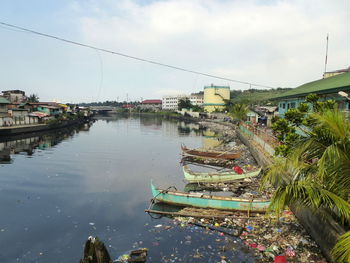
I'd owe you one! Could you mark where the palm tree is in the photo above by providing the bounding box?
[261,109,350,262]
[228,104,249,121]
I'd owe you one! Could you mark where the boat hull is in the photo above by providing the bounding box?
[181,145,240,160]
[183,166,261,183]
[151,183,270,212]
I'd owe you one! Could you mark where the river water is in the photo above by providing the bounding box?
[0,115,256,263]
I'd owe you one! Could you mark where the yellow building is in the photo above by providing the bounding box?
[323,66,350,78]
[203,85,230,112]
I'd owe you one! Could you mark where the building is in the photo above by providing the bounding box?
[140,99,162,111]
[274,72,350,116]
[323,66,350,79]
[189,93,204,106]
[162,95,187,110]
[0,96,10,117]
[2,90,26,103]
[203,84,230,113]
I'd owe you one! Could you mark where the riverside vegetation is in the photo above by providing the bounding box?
[261,94,350,262]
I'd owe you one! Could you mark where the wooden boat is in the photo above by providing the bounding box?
[183,165,261,183]
[181,145,240,160]
[151,182,270,212]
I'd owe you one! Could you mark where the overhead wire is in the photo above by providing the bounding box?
[0,21,275,89]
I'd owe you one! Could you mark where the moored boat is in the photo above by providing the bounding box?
[181,145,240,160]
[183,165,261,183]
[151,182,270,212]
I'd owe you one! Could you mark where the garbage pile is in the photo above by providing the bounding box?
[164,209,327,263]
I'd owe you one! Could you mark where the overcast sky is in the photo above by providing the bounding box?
[0,0,349,103]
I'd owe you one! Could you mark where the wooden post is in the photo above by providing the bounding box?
[79,236,112,263]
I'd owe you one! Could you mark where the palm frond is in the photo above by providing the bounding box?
[331,231,350,263]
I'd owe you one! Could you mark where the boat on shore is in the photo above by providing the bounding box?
[181,145,240,160]
[183,165,261,183]
[151,182,270,212]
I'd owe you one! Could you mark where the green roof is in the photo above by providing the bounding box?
[272,72,350,100]
[0,97,10,104]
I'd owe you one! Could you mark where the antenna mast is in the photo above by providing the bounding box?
[324,33,329,74]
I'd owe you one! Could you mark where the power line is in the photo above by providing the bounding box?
[0,21,275,89]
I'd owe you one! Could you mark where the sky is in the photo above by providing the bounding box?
[0,0,349,103]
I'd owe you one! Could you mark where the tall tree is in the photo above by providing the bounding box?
[27,94,39,103]
[178,98,193,110]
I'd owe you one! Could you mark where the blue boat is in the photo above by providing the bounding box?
[151,182,270,212]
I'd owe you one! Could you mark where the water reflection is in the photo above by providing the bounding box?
[0,123,92,164]
[0,116,255,263]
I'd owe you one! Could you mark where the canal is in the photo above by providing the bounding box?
[0,115,256,263]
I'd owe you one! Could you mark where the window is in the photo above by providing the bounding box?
[290,102,296,108]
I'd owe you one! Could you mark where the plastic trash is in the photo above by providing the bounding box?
[274,255,287,263]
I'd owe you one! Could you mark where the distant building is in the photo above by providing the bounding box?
[189,93,204,106]
[140,99,162,111]
[0,96,10,117]
[203,84,230,113]
[122,104,135,109]
[323,66,350,79]
[2,90,26,104]
[274,72,350,116]
[162,95,187,110]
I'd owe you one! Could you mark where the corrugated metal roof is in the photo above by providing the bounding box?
[142,99,162,104]
[272,72,350,100]
[0,96,10,104]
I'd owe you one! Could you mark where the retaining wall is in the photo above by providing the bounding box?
[236,128,346,262]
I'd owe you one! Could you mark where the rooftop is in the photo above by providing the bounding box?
[325,66,350,74]
[142,99,162,104]
[0,97,10,104]
[272,72,350,100]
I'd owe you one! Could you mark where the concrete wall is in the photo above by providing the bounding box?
[0,116,39,127]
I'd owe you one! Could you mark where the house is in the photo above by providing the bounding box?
[0,96,10,117]
[19,102,62,116]
[140,99,162,111]
[273,72,350,116]
[122,104,135,109]
[2,90,26,103]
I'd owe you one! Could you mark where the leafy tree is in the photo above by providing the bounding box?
[27,94,39,103]
[178,98,193,110]
[191,105,203,112]
[272,94,335,156]
[228,104,249,121]
[262,100,350,262]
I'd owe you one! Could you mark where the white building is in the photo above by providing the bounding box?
[162,95,187,110]
[162,94,203,110]
[189,93,204,106]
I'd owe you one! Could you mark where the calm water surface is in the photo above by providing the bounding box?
[0,116,255,263]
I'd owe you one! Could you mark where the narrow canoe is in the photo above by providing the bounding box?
[181,145,240,160]
[183,165,261,183]
[151,183,270,212]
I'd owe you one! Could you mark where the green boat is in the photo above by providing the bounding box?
[183,165,261,183]
[151,182,270,212]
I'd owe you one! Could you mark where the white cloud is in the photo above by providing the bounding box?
[70,0,350,97]
[4,0,348,102]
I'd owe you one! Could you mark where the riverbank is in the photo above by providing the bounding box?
[0,117,88,137]
[193,120,328,263]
